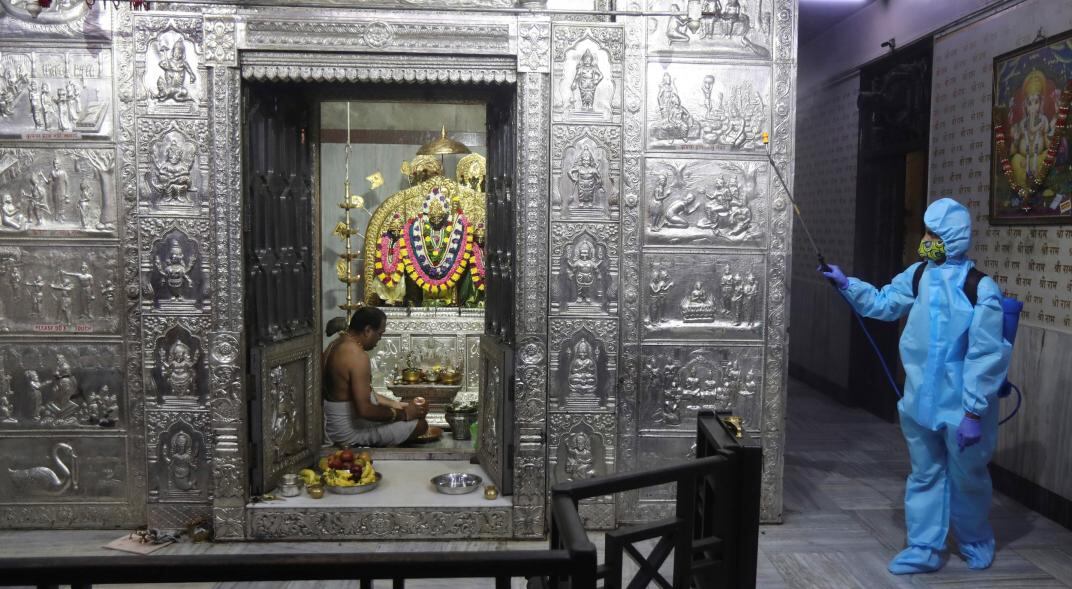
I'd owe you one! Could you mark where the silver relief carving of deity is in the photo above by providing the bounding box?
[0,342,123,429]
[552,125,621,220]
[639,345,762,433]
[549,318,617,411]
[138,119,204,211]
[647,62,771,153]
[645,0,772,58]
[0,47,112,140]
[644,157,768,249]
[137,19,204,115]
[155,418,208,500]
[268,363,303,465]
[0,245,119,334]
[641,253,763,340]
[0,147,117,234]
[552,25,623,124]
[550,223,619,316]
[548,414,615,487]
[145,228,207,312]
[150,324,208,406]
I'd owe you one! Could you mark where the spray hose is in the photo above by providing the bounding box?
[759,132,1020,426]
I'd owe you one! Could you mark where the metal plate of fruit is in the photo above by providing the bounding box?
[326,471,382,495]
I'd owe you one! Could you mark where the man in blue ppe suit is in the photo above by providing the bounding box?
[821,198,1011,574]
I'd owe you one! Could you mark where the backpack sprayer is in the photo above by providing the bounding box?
[759,133,1022,424]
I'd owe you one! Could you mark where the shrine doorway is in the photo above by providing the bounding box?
[242,80,519,505]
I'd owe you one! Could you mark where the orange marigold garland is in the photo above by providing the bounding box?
[373,235,405,287]
[467,240,485,292]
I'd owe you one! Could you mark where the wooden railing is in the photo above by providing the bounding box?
[0,412,757,589]
[542,410,761,589]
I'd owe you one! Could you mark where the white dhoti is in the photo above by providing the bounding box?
[323,399,417,448]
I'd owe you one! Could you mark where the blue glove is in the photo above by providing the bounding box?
[819,264,849,290]
[956,415,982,452]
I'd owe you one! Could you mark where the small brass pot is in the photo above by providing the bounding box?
[307,484,325,499]
[401,368,423,384]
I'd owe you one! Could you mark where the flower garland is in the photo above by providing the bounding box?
[402,213,471,293]
[994,80,1072,201]
[373,235,405,287]
[468,240,486,291]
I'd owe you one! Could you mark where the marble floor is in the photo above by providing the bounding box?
[2,379,1071,588]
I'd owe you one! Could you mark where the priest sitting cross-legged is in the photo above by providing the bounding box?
[322,307,441,447]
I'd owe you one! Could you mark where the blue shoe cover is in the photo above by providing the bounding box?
[959,538,995,570]
[888,546,942,575]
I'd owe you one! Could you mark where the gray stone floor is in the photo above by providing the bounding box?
[1,379,1070,588]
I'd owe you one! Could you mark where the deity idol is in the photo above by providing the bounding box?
[681,280,716,323]
[370,212,407,306]
[566,240,605,305]
[148,138,194,204]
[159,339,200,399]
[154,42,197,103]
[570,49,604,112]
[567,147,605,209]
[566,338,598,400]
[459,222,486,307]
[163,430,198,491]
[1009,69,1058,193]
[400,187,472,305]
[155,239,196,303]
[361,149,485,308]
[564,432,598,481]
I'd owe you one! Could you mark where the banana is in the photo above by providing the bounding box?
[298,469,318,486]
[359,464,377,485]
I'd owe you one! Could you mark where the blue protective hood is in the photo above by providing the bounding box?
[924,198,972,260]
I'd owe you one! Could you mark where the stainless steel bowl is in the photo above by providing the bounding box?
[431,472,482,495]
[326,472,382,495]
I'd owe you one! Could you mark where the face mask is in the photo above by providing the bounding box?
[918,236,946,264]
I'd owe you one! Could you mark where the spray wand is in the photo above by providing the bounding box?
[760,132,904,399]
[760,133,1021,424]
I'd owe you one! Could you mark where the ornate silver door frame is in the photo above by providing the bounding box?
[200,10,551,540]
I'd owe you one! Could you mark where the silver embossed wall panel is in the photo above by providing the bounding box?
[549,317,618,411]
[547,20,623,532]
[639,344,763,433]
[646,61,772,154]
[0,45,114,140]
[133,15,206,118]
[551,125,621,221]
[0,146,118,235]
[134,9,214,531]
[550,222,620,316]
[640,252,765,341]
[0,244,120,334]
[0,1,145,530]
[630,0,795,525]
[0,0,795,533]
[551,24,623,124]
[643,157,769,249]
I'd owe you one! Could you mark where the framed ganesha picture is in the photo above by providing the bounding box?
[991,28,1072,224]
